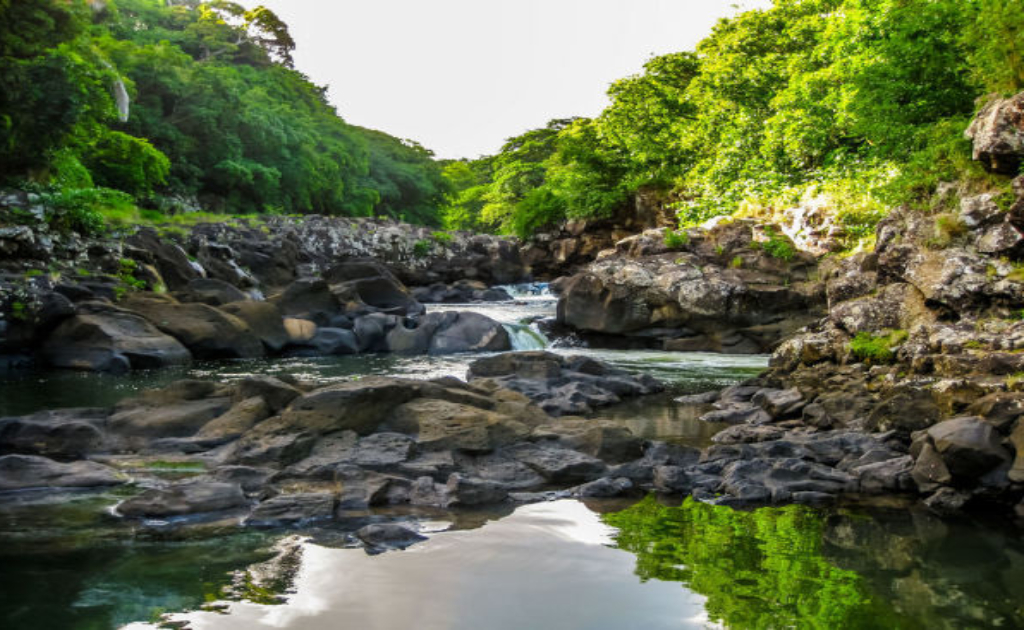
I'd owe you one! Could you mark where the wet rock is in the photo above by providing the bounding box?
[247,493,336,526]
[428,311,510,355]
[274,280,343,326]
[117,481,248,518]
[123,294,264,359]
[175,278,248,306]
[0,454,122,491]
[924,487,972,516]
[504,443,607,483]
[233,376,302,414]
[699,405,772,426]
[355,523,426,552]
[41,302,191,372]
[277,377,421,436]
[653,466,692,493]
[574,476,634,498]
[220,301,289,352]
[291,327,359,356]
[323,260,424,316]
[388,399,529,453]
[0,409,107,459]
[711,424,786,444]
[444,473,509,507]
[196,397,271,441]
[854,455,914,494]
[531,418,643,463]
[213,465,274,494]
[110,393,233,439]
[926,416,1011,479]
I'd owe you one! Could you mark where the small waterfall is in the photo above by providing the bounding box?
[112,78,130,122]
[498,283,552,300]
[503,322,549,351]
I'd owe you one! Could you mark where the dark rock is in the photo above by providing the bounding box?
[504,443,607,483]
[234,376,303,414]
[248,493,336,526]
[41,302,191,372]
[117,481,248,518]
[653,466,692,493]
[355,522,426,552]
[175,278,248,306]
[444,473,509,506]
[123,294,264,359]
[0,409,107,459]
[220,301,289,352]
[574,476,634,498]
[927,416,1011,479]
[428,311,510,354]
[924,487,972,515]
[0,454,122,491]
[699,405,772,425]
[275,280,343,326]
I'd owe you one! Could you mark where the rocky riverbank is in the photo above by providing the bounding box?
[0,352,668,541]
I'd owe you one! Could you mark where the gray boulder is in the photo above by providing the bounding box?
[0,454,122,491]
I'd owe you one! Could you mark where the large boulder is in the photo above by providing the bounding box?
[117,481,248,518]
[273,280,343,326]
[0,454,122,491]
[174,278,248,306]
[925,416,1011,479]
[428,311,510,354]
[125,228,202,291]
[41,302,191,373]
[966,91,1024,174]
[123,293,264,359]
[0,408,108,459]
[220,300,289,352]
[323,260,424,316]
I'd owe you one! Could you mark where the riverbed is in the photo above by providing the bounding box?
[2,292,1023,629]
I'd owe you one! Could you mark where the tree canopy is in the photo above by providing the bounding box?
[0,0,447,224]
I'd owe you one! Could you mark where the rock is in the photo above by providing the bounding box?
[977,222,1024,256]
[653,466,692,493]
[110,395,233,439]
[428,311,510,354]
[283,318,317,343]
[504,443,607,483]
[293,327,359,356]
[711,424,786,444]
[117,481,248,518]
[125,228,202,290]
[1008,421,1024,483]
[196,397,271,441]
[175,278,248,306]
[965,91,1024,174]
[924,487,972,515]
[41,302,191,372]
[0,454,122,491]
[277,377,421,436]
[388,399,529,453]
[965,393,1024,432]
[123,294,265,359]
[444,473,509,506]
[532,418,643,463]
[274,280,343,326]
[0,409,107,459]
[960,193,1004,228]
[854,455,914,494]
[926,416,1011,479]
[247,493,336,525]
[220,301,289,352]
[699,405,772,426]
[385,312,448,354]
[213,465,274,494]
[234,376,302,414]
[347,432,416,469]
[574,476,634,498]
[323,260,424,316]
[355,523,426,552]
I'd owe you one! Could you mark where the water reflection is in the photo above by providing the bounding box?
[605,497,1024,629]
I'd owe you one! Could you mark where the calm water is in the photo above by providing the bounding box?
[3,496,1022,630]
[4,294,1022,628]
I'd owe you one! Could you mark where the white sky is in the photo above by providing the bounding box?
[238,0,772,159]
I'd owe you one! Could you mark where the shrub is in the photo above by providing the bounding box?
[664,229,690,249]
[431,230,454,245]
[849,330,909,364]
[760,226,796,261]
[412,239,432,257]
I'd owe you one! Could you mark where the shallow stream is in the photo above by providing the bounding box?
[2,290,1023,628]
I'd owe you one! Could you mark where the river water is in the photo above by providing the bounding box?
[2,289,1024,629]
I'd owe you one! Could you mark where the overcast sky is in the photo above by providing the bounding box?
[237,0,771,159]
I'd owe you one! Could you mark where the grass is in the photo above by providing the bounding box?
[849,329,909,364]
[664,229,690,249]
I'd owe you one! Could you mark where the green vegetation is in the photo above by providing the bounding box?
[758,226,796,261]
[662,229,689,249]
[412,239,432,257]
[849,329,909,363]
[442,0,1022,242]
[0,0,447,227]
[604,496,903,629]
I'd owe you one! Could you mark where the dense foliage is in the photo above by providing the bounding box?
[444,0,1023,239]
[0,0,446,224]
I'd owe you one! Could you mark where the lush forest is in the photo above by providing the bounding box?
[442,0,1023,240]
[3,0,1021,238]
[0,0,447,226]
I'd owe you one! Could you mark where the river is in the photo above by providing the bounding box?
[1,289,1023,629]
